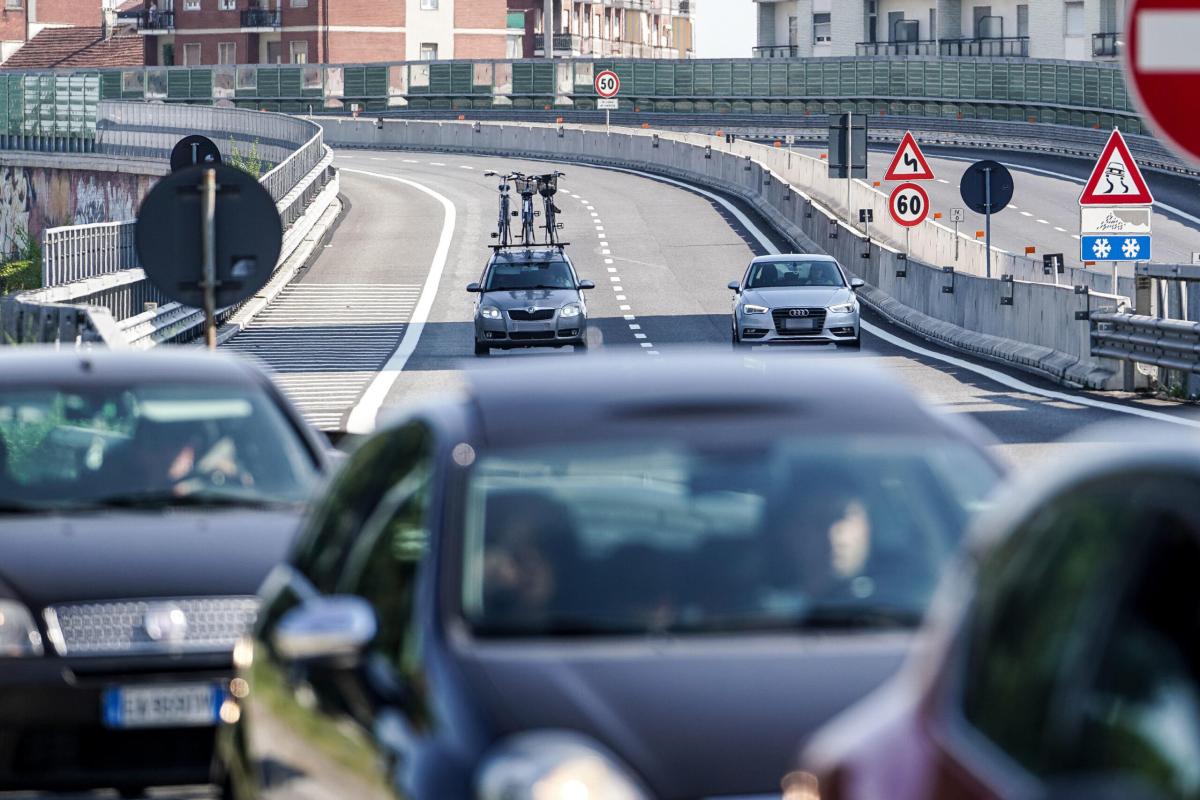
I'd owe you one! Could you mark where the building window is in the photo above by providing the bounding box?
[218,0,234,8]
[183,0,199,9]
[4,0,21,10]
[290,0,307,7]
[218,42,235,64]
[813,12,831,44]
[161,43,175,66]
[182,42,201,65]
[289,40,308,63]
[420,0,438,8]
[787,16,798,47]
[1065,1,1084,36]
[420,42,438,60]
[505,35,523,59]
[1017,4,1029,37]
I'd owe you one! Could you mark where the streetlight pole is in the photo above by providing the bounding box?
[544,0,555,59]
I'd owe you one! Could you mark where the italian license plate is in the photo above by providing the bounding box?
[514,322,551,332]
[102,683,223,729]
[784,318,818,331]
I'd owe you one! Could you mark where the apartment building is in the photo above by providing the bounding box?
[754,0,1127,62]
[514,0,694,59]
[135,0,519,66]
[0,0,116,62]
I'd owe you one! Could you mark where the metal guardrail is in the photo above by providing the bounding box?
[42,221,137,287]
[1091,313,1200,374]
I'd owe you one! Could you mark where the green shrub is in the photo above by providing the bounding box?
[228,138,269,179]
[0,226,41,294]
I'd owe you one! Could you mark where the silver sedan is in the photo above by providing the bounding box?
[729,255,864,349]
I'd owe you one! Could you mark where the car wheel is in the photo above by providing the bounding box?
[474,341,490,356]
[836,337,861,350]
[575,340,589,354]
[117,788,146,800]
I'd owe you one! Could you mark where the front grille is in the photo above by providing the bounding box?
[510,331,556,341]
[772,308,827,336]
[508,308,556,321]
[44,596,259,656]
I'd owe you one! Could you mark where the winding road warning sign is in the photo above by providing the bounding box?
[884,132,936,182]
[1079,129,1154,206]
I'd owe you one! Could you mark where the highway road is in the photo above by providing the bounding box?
[222,147,1200,472]
[794,144,1200,274]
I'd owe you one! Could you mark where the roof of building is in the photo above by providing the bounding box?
[1,27,144,70]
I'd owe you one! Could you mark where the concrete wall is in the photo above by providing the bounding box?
[316,117,1128,387]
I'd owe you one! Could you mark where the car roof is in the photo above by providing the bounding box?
[0,347,269,387]
[462,353,990,453]
[488,247,572,266]
[749,254,837,264]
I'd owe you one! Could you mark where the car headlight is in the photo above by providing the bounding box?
[0,600,44,657]
[828,302,857,314]
[742,304,769,315]
[559,303,582,319]
[477,731,650,800]
[479,305,503,320]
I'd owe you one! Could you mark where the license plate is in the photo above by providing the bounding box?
[102,683,224,729]
[783,318,818,331]
[514,322,551,332]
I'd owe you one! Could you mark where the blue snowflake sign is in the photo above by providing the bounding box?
[1080,235,1151,263]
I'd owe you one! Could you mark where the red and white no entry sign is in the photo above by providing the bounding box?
[595,70,620,99]
[1127,0,1200,167]
[889,183,930,227]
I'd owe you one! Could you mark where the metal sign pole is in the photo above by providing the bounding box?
[983,166,993,279]
[954,219,960,261]
[606,108,610,135]
[845,113,853,225]
[1113,261,1119,295]
[200,167,218,350]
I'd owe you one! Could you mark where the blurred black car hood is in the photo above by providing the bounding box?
[459,633,910,799]
[0,509,301,608]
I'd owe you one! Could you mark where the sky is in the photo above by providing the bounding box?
[694,0,757,59]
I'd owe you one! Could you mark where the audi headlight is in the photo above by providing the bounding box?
[0,600,43,657]
[479,305,503,320]
[742,304,769,315]
[559,303,582,319]
[477,731,651,800]
[828,302,857,314]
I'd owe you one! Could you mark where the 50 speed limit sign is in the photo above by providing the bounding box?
[595,69,620,98]
[889,182,930,227]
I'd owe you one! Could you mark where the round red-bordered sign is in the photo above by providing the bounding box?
[595,70,620,99]
[889,182,930,228]
[1126,0,1200,168]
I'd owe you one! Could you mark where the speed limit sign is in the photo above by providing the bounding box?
[889,182,929,228]
[595,69,620,99]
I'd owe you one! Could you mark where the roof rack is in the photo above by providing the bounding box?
[488,242,571,251]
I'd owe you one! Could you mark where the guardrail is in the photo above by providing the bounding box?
[1090,312,1200,381]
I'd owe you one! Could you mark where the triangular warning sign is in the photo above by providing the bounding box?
[1079,129,1154,206]
[883,132,935,181]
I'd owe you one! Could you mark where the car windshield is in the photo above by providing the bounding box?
[485,260,575,291]
[0,383,319,513]
[745,260,845,289]
[461,438,998,636]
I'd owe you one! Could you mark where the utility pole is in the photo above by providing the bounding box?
[544,0,555,59]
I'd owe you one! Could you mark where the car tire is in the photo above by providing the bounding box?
[474,341,490,356]
[836,337,861,350]
[575,340,589,354]
[732,330,751,350]
[117,788,146,800]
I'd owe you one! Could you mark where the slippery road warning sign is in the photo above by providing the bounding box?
[1079,129,1155,206]
[883,132,935,182]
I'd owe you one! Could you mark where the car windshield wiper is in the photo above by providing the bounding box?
[473,615,650,637]
[88,491,299,511]
[793,605,924,630]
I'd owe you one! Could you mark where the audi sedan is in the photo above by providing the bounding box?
[220,354,1002,800]
[0,349,327,796]
[729,255,864,349]
[469,246,595,355]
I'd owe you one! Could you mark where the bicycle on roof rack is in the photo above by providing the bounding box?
[537,171,566,244]
[483,170,514,246]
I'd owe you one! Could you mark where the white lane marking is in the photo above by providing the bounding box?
[1037,219,1049,225]
[616,294,627,301]
[936,179,949,184]
[429,162,446,166]
[1072,234,1082,240]
[613,285,624,291]
[602,249,612,255]
[606,164,1200,430]
[1054,226,1067,233]
[623,314,635,319]
[640,343,653,348]
[596,226,605,231]
[604,258,614,264]
[648,350,661,356]
[1008,204,1019,210]
[1020,211,1034,217]
[620,306,632,312]
[630,324,642,330]
[610,276,621,282]
[459,165,474,170]
[342,168,456,434]
[371,157,385,161]
[590,212,599,217]
[607,267,618,273]
[403,159,418,163]
[634,333,647,339]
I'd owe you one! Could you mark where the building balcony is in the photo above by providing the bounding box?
[1092,32,1121,58]
[241,8,282,29]
[939,36,1029,57]
[135,10,175,33]
[753,45,798,58]
[533,33,582,56]
[856,40,938,56]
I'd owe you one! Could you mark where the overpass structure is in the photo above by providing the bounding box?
[1,56,1199,465]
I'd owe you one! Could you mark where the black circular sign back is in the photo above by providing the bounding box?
[135,164,282,309]
[170,135,223,173]
[959,160,1014,215]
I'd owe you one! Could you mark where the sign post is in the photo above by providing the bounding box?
[595,69,620,134]
[1078,129,1155,293]
[951,208,965,262]
[884,132,935,259]
[828,113,868,225]
[959,160,1014,279]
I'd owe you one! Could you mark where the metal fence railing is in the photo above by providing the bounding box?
[42,221,137,286]
[1090,313,1200,375]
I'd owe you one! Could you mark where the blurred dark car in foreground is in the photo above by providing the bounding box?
[802,445,1200,800]
[221,355,1001,800]
[0,350,327,796]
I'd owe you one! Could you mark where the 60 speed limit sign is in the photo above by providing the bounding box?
[889,182,930,227]
[595,69,620,98]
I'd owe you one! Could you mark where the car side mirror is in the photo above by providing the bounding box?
[850,278,865,290]
[577,280,595,290]
[727,281,741,292]
[466,282,482,293]
[273,596,377,666]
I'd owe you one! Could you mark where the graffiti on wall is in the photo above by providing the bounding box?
[0,165,153,258]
